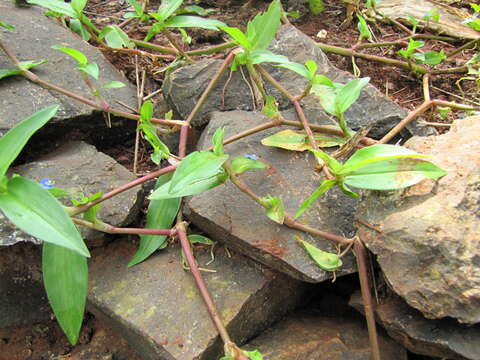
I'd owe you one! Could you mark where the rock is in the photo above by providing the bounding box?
[350,291,480,360]
[0,141,141,246]
[0,0,137,135]
[356,116,480,324]
[244,310,408,360]
[163,24,429,140]
[88,240,305,360]
[185,111,358,283]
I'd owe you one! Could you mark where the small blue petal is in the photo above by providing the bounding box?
[39,178,55,189]
[243,154,259,161]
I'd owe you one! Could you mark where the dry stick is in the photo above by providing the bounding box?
[380,99,480,143]
[228,172,352,246]
[72,218,175,236]
[163,30,193,62]
[69,165,177,216]
[354,239,381,360]
[423,74,431,102]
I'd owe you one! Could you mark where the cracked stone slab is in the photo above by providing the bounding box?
[185,111,357,283]
[88,240,305,360]
[244,311,408,360]
[0,141,141,246]
[0,0,137,135]
[350,292,480,360]
[163,24,430,140]
[356,116,480,324]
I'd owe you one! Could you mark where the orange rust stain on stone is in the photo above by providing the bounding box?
[251,238,287,258]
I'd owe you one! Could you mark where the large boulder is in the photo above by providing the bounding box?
[356,116,480,323]
[350,291,480,360]
[185,111,358,283]
[0,0,137,135]
[88,240,305,360]
[163,24,429,140]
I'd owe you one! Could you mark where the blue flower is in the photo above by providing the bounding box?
[39,178,55,189]
[243,154,259,161]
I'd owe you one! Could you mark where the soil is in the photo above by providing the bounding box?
[3,0,479,359]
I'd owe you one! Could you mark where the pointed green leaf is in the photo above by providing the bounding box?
[42,243,87,345]
[247,0,281,50]
[188,234,214,245]
[138,101,170,164]
[261,95,280,119]
[275,61,311,79]
[334,77,370,115]
[212,127,225,156]
[262,130,309,151]
[220,26,252,50]
[297,238,342,271]
[310,149,343,174]
[99,25,134,49]
[149,172,227,199]
[27,0,77,17]
[0,105,58,179]
[101,81,126,89]
[69,19,91,41]
[0,21,15,30]
[311,83,337,116]
[156,0,183,22]
[230,156,268,174]
[338,182,359,198]
[0,60,48,80]
[128,173,180,267]
[261,195,285,224]
[309,0,325,14]
[51,45,87,65]
[165,15,225,30]
[244,350,264,360]
[250,49,289,65]
[357,14,372,40]
[127,0,143,16]
[0,176,89,257]
[169,151,228,194]
[295,179,336,218]
[70,0,87,16]
[77,62,99,80]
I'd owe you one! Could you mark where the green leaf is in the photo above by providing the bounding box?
[261,130,346,152]
[69,19,91,41]
[128,173,180,267]
[27,0,77,18]
[230,156,268,174]
[179,5,214,16]
[309,0,325,14]
[70,0,87,16]
[0,21,15,30]
[297,238,342,271]
[0,60,48,80]
[156,0,183,22]
[77,62,99,80]
[250,49,289,65]
[42,243,87,345]
[261,195,285,224]
[340,144,447,190]
[138,101,170,164]
[188,234,214,245]
[334,77,370,116]
[127,0,143,16]
[220,26,252,50]
[98,25,134,49]
[165,15,225,30]
[412,50,445,65]
[310,149,343,174]
[275,61,311,79]
[357,14,372,40]
[0,105,58,179]
[0,176,89,257]
[144,21,166,41]
[169,151,229,194]
[247,0,281,50]
[407,15,419,32]
[101,81,126,89]
[179,28,192,44]
[81,192,103,223]
[212,127,225,156]
[295,179,336,218]
[51,45,87,65]
[397,39,424,59]
[311,83,338,116]
[261,95,280,118]
[338,182,359,198]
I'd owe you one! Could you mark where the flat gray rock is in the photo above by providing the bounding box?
[244,311,408,360]
[185,111,357,283]
[88,240,304,360]
[0,141,141,246]
[0,0,137,135]
[350,292,480,360]
[163,24,429,140]
[357,116,480,324]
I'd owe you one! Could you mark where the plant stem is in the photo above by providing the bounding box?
[228,172,352,245]
[354,238,381,360]
[132,39,178,55]
[446,39,479,59]
[69,165,177,216]
[163,30,193,62]
[255,65,295,102]
[186,41,236,56]
[185,52,235,125]
[72,218,175,236]
[175,221,233,346]
[178,125,189,158]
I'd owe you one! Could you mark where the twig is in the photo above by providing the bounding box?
[72,218,175,236]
